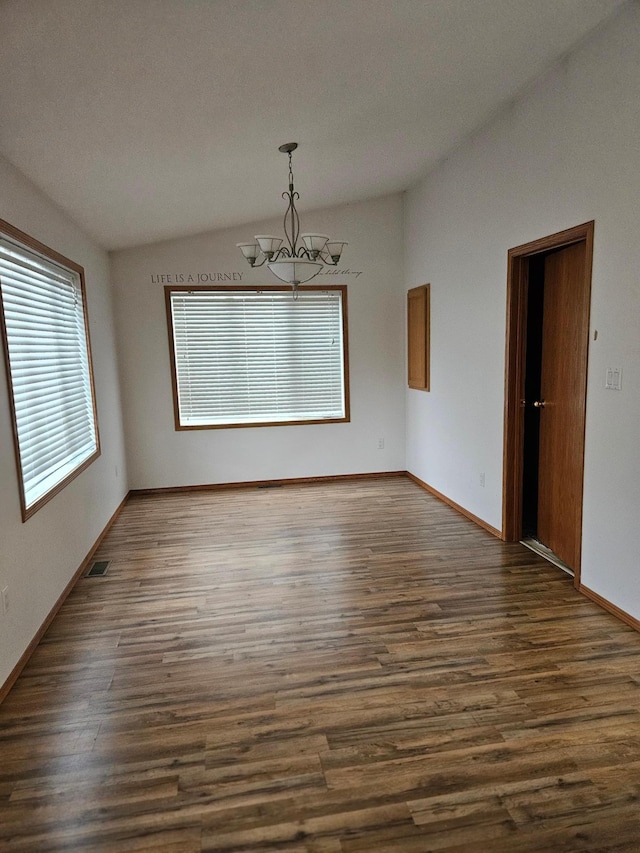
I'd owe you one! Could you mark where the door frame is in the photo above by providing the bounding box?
[502,221,594,586]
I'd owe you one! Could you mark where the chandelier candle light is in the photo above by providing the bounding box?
[236,143,348,297]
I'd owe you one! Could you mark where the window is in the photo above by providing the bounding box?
[407,283,430,391]
[165,285,349,429]
[0,219,100,520]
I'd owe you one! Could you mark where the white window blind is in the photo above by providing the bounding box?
[0,234,99,516]
[168,288,347,427]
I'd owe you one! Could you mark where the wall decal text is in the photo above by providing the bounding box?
[317,268,363,278]
[150,272,244,284]
[149,267,363,284]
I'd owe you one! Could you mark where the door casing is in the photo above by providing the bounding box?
[502,221,594,587]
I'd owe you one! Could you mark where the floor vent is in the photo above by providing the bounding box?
[258,482,283,489]
[86,560,110,577]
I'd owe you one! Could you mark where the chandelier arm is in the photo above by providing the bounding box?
[318,251,339,265]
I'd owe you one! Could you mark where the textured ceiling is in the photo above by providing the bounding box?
[0,0,626,249]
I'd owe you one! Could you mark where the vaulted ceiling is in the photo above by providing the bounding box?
[0,0,626,249]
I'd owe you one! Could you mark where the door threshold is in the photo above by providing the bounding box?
[520,537,575,577]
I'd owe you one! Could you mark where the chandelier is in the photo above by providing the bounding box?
[237,143,348,296]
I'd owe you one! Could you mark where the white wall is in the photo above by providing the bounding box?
[111,193,405,489]
[404,3,640,616]
[0,156,128,686]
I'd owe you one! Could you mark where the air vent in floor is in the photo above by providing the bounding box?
[86,560,110,577]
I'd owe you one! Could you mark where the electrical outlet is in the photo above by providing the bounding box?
[1,586,8,615]
[479,472,485,488]
[377,437,385,450]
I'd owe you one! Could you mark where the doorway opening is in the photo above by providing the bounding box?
[502,222,594,587]
[521,253,544,540]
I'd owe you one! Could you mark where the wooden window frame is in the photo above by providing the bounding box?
[0,218,101,521]
[164,284,351,430]
[407,283,430,391]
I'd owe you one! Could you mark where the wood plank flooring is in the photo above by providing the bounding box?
[1,476,640,851]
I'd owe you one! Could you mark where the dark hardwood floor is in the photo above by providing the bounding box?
[1,476,640,851]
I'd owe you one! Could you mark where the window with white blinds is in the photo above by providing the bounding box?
[166,286,349,428]
[0,224,100,520]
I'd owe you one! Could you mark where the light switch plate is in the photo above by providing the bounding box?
[605,367,622,390]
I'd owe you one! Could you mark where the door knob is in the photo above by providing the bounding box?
[533,400,546,408]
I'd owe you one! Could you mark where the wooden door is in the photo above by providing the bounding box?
[536,242,589,570]
[503,221,593,585]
